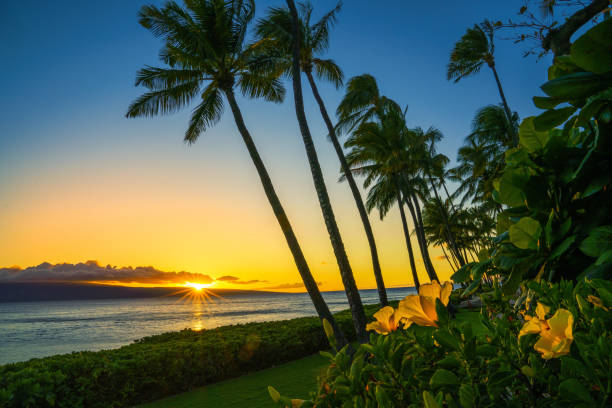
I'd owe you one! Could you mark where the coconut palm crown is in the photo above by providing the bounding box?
[253,1,344,88]
[126,0,283,141]
[447,20,517,145]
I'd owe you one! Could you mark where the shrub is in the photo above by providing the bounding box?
[271,280,611,407]
[0,304,381,408]
[452,18,612,297]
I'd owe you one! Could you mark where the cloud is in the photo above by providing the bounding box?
[0,261,213,286]
[214,275,267,285]
[263,282,322,290]
[230,279,268,285]
[216,275,239,282]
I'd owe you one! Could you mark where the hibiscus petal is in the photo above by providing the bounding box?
[398,295,436,327]
[519,319,543,338]
[420,297,438,324]
[535,302,550,321]
[534,334,556,359]
[440,281,453,306]
[547,309,573,340]
[366,321,389,335]
[419,280,441,301]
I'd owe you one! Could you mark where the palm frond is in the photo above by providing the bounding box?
[135,66,205,90]
[126,80,201,118]
[184,84,224,143]
[312,58,343,88]
[238,72,285,102]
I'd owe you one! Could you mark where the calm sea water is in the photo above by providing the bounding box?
[0,287,415,365]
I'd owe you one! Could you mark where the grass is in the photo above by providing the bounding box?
[137,353,327,408]
[137,310,484,408]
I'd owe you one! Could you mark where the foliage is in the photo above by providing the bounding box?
[271,280,612,407]
[452,18,612,294]
[0,305,383,408]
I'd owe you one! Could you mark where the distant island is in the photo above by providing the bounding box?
[0,283,279,303]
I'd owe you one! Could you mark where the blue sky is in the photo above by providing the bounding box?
[0,0,553,289]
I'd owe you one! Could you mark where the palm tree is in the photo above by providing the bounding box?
[344,109,425,290]
[447,20,517,145]
[410,127,466,267]
[254,1,388,306]
[336,77,439,280]
[451,105,518,210]
[336,74,401,135]
[285,0,367,343]
[126,0,347,348]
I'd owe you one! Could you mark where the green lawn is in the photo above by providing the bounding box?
[137,353,327,408]
[137,310,483,408]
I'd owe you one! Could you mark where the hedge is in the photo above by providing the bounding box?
[0,303,382,408]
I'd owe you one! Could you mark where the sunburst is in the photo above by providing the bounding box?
[166,281,222,305]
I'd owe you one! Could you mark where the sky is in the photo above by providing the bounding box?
[0,0,552,292]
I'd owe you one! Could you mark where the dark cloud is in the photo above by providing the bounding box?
[230,279,268,285]
[263,282,322,290]
[216,275,239,282]
[214,275,266,285]
[0,261,213,286]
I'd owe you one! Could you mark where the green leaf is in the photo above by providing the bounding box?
[487,371,516,390]
[429,369,459,388]
[509,217,542,250]
[520,365,535,378]
[541,71,612,100]
[496,211,512,234]
[502,268,524,296]
[436,355,463,369]
[533,107,577,131]
[561,357,590,380]
[547,55,582,80]
[579,226,612,257]
[570,18,612,74]
[497,168,531,207]
[475,344,498,357]
[268,386,281,402]
[583,175,610,198]
[423,391,441,408]
[458,384,475,408]
[595,249,612,266]
[434,331,461,352]
[558,379,594,403]
[533,96,562,110]
[375,385,392,407]
[549,235,576,259]
[519,117,550,152]
[451,264,472,283]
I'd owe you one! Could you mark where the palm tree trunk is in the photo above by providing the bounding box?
[396,190,420,291]
[441,179,456,212]
[407,204,434,281]
[224,87,347,349]
[409,193,439,282]
[428,177,466,267]
[440,244,457,272]
[490,64,517,146]
[286,0,367,343]
[305,70,388,307]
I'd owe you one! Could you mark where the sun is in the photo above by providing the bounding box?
[185,281,214,291]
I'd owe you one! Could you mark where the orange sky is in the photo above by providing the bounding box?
[0,143,453,292]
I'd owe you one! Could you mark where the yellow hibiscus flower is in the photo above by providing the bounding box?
[519,304,574,359]
[518,302,550,338]
[397,281,453,328]
[365,306,404,334]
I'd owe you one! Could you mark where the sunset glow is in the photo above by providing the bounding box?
[185,282,214,291]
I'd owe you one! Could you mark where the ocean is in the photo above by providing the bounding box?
[0,287,415,365]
